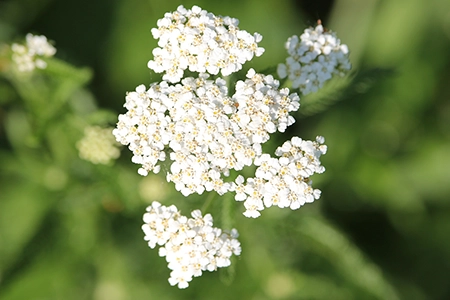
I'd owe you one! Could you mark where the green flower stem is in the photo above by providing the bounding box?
[201,191,216,214]
[221,192,233,230]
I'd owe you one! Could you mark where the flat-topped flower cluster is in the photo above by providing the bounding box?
[237,136,327,218]
[3,4,350,291]
[111,4,350,288]
[113,5,337,218]
[142,202,241,289]
[148,5,264,83]
[113,69,299,197]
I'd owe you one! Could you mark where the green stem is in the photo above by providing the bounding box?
[201,192,215,214]
[221,193,233,230]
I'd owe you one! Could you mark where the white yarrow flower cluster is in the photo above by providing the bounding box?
[234,136,327,218]
[77,126,121,164]
[142,201,241,289]
[113,69,300,196]
[277,24,351,95]
[114,5,302,198]
[148,5,264,83]
[11,33,56,72]
[116,7,333,283]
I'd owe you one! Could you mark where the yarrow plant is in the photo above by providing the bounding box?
[111,5,351,288]
[1,5,434,300]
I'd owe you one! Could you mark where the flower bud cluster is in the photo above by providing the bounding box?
[76,126,121,165]
[148,5,264,83]
[11,33,56,72]
[234,136,327,218]
[277,24,351,95]
[142,201,241,289]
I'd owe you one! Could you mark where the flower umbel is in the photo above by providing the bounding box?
[112,69,300,196]
[142,201,241,289]
[148,5,264,83]
[112,5,336,289]
[235,136,327,218]
[277,23,351,95]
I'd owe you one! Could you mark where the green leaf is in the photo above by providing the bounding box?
[296,215,401,300]
[44,58,92,85]
[0,251,92,300]
[0,176,55,273]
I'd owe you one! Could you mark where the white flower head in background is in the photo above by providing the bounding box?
[148,5,265,83]
[277,21,351,95]
[11,33,56,72]
[142,201,241,289]
[77,126,121,165]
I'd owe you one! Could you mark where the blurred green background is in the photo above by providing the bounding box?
[1,0,450,299]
